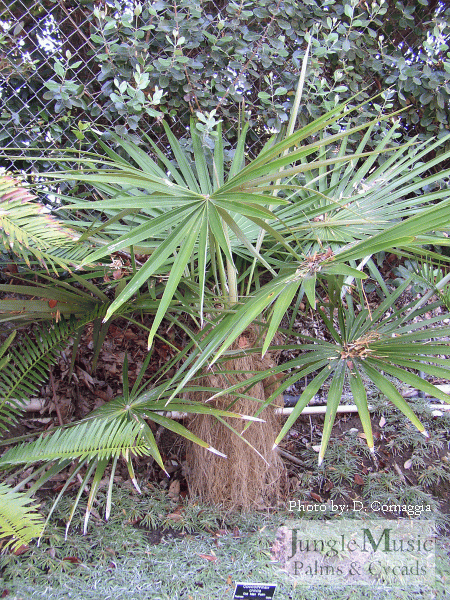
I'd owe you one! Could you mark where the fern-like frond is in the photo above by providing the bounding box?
[0,416,151,537]
[0,483,43,550]
[0,175,78,272]
[0,331,15,371]
[0,418,148,465]
[0,305,107,429]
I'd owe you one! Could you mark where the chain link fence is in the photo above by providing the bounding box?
[0,0,179,169]
[1,1,449,174]
[0,0,304,172]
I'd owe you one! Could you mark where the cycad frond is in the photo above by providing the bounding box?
[0,306,107,429]
[0,418,147,465]
[0,483,44,550]
[0,175,78,272]
[0,331,15,371]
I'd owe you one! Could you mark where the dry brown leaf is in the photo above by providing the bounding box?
[198,553,217,563]
[310,492,323,502]
[63,556,80,564]
[354,474,364,485]
[168,479,180,500]
[166,512,183,522]
[166,504,184,522]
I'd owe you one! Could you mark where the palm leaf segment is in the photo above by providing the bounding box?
[0,175,78,271]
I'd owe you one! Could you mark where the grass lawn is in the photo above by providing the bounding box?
[1,482,449,600]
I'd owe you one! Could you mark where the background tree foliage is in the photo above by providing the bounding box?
[1,0,450,162]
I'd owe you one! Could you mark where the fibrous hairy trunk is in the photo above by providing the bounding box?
[185,326,286,509]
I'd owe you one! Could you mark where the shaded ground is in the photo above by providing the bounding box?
[1,478,449,600]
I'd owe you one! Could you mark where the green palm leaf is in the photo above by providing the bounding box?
[0,352,265,534]
[268,285,450,461]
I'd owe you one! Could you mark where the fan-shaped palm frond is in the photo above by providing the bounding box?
[269,278,450,464]
[0,175,79,272]
[14,97,417,347]
[273,127,450,255]
[0,483,44,550]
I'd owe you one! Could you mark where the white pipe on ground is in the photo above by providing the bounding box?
[157,403,450,420]
[277,403,450,416]
[21,385,450,418]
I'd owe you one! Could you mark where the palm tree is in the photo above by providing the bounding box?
[2,82,450,518]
